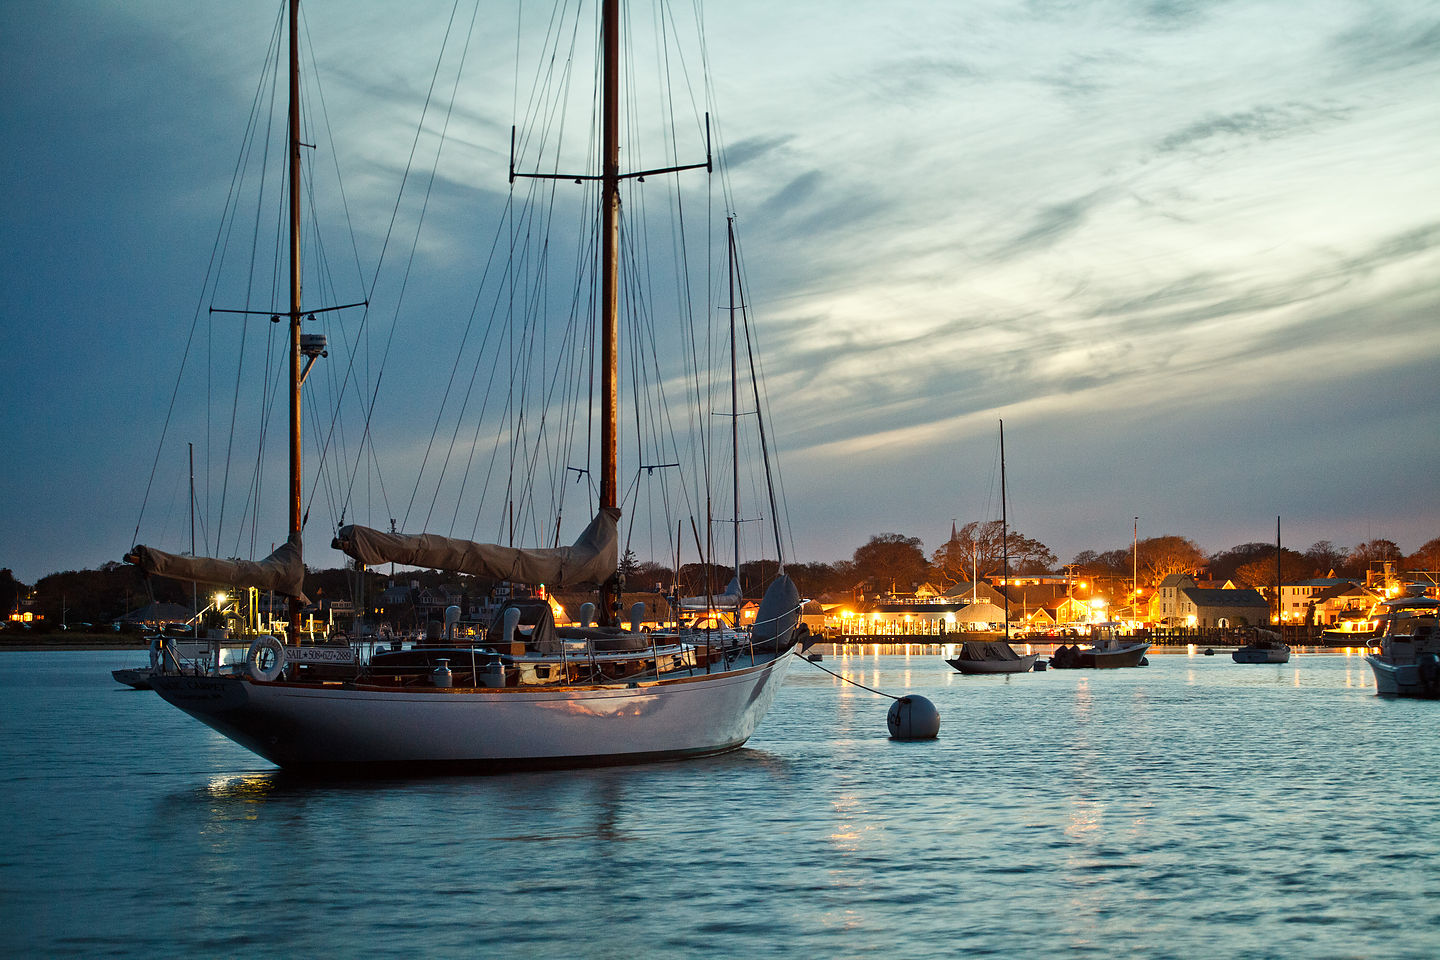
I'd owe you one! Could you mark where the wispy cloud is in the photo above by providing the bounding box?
[1156,102,1347,155]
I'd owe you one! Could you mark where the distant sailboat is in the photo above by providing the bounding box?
[1233,517,1291,663]
[947,420,1036,675]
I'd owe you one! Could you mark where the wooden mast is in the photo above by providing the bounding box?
[287,0,304,642]
[1000,419,1009,642]
[599,0,621,624]
[728,218,740,588]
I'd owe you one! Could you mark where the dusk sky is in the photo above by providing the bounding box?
[2,0,1438,586]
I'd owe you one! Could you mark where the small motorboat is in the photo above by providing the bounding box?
[1232,628,1290,664]
[1049,624,1150,669]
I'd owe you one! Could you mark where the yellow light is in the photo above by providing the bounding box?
[215,592,227,605]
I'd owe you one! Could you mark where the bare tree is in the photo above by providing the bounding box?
[1137,535,1205,587]
[1304,540,1350,577]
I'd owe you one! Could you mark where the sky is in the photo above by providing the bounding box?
[2,0,1438,586]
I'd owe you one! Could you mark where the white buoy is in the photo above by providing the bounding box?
[887,695,940,740]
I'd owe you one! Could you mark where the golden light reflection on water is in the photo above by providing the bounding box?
[204,773,281,805]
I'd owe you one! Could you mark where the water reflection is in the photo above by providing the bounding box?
[15,650,1440,959]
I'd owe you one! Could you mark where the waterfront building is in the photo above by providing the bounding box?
[1278,578,1371,625]
[1176,586,1270,628]
[1150,573,1197,624]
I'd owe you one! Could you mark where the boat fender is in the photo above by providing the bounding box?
[246,635,286,682]
[149,637,162,670]
[887,695,940,740]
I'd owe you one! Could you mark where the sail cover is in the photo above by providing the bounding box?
[127,532,308,602]
[332,508,619,588]
[677,575,743,611]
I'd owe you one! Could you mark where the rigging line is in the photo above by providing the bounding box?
[337,0,465,523]
[447,204,521,537]
[293,14,385,534]
[431,204,513,538]
[232,317,286,560]
[395,0,484,534]
[730,224,791,560]
[728,218,793,561]
[299,5,371,298]
[130,0,275,550]
[204,10,287,551]
[737,248,784,568]
[219,36,285,556]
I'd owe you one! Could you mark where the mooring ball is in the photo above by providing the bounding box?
[887,695,940,740]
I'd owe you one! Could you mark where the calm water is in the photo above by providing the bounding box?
[2,649,1437,958]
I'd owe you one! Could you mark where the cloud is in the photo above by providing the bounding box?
[1156,102,1347,155]
[990,191,1110,259]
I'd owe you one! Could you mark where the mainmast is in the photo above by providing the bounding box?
[286,0,304,642]
[505,0,709,626]
[1000,419,1009,642]
[599,0,621,625]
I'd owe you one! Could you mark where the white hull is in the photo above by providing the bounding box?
[1366,655,1440,699]
[946,655,1037,675]
[150,652,794,773]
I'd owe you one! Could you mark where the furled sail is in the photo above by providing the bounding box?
[126,532,309,602]
[677,575,744,611]
[332,508,619,588]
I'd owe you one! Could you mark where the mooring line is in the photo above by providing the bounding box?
[796,651,900,700]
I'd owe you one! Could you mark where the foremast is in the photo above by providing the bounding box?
[286,0,304,641]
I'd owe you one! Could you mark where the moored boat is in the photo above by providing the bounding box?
[947,640,1037,674]
[1364,587,1440,698]
[132,0,803,773]
[944,420,1036,676]
[1049,624,1151,669]
[1232,628,1290,664]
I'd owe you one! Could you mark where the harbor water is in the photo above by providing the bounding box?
[2,649,1437,958]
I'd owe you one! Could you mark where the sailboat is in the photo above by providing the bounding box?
[946,420,1037,675]
[128,0,803,773]
[1232,517,1291,663]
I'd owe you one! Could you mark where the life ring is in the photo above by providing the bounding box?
[149,637,162,670]
[246,635,286,682]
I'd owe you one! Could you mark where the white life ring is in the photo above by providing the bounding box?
[246,635,286,682]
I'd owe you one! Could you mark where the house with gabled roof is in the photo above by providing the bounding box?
[1151,573,1196,624]
[1279,578,1366,625]
[1177,586,1270,628]
[941,580,1010,606]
